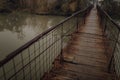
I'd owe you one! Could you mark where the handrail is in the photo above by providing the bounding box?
[97,5,120,31]
[97,5,120,80]
[0,5,93,68]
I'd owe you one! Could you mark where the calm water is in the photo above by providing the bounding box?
[0,12,65,61]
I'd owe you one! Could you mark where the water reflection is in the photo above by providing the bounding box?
[0,12,65,60]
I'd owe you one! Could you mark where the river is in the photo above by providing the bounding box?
[0,12,65,61]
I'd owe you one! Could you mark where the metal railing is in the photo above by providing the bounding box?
[0,5,93,80]
[97,5,120,80]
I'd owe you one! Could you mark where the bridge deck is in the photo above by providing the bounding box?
[44,7,113,80]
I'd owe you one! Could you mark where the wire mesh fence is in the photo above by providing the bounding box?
[97,5,120,80]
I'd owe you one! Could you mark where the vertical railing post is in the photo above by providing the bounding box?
[21,52,25,80]
[76,15,79,32]
[34,43,37,80]
[108,54,114,73]
[38,39,42,79]
[2,66,7,80]
[83,12,86,24]
[13,59,17,80]
[60,24,64,64]
[28,48,32,80]
[100,14,102,25]
[103,17,107,34]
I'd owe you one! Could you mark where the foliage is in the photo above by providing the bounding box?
[0,0,18,12]
[101,0,120,19]
[0,0,90,14]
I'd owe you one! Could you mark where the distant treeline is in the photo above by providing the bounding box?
[0,0,18,12]
[0,0,90,15]
[101,0,120,19]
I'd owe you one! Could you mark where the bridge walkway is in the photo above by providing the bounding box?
[43,7,113,80]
